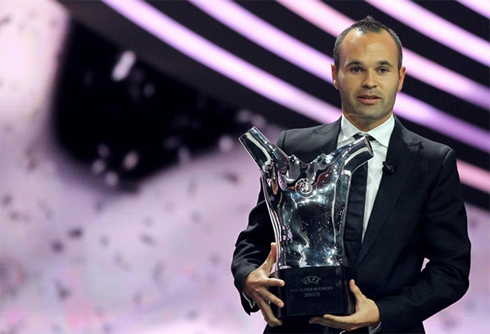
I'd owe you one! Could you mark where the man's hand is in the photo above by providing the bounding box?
[243,243,285,327]
[309,279,380,331]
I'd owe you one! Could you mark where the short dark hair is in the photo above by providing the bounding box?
[333,16,403,70]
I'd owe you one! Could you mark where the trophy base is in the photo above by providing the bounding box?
[270,266,355,321]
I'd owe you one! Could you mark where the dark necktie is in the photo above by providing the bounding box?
[344,134,373,267]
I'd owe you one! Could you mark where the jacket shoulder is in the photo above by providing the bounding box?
[397,121,454,162]
[277,122,339,161]
[409,131,453,160]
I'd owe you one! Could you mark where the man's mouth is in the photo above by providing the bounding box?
[357,95,381,104]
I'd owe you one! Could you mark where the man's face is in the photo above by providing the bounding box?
[331,29,406,131]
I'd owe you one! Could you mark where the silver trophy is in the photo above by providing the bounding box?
[240,126,373,320]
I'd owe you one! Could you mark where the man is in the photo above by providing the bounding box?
[231,16,471,333]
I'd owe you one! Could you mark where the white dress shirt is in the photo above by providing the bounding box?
[337,115,394,334]
[337,115,395,241]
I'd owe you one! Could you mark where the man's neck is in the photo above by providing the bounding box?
[343,113,393,132]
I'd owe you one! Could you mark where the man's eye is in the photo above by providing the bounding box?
[351,67,362,73]
[379,68,389,74]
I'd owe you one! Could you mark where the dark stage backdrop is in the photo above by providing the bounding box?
[56,0,489,209]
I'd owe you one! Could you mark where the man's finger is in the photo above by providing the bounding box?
[262,289,285,308]
[309,317,341,328]
[322,314,354,323]
[349,279,365,300]
[257,298,283,327]
[263,242,278,271]
[265,277,285,287]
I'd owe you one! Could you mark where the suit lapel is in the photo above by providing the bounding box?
[356,119,421,266]
[313,118,341,160]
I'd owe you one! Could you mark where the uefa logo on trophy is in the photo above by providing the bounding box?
[239,126,373,320]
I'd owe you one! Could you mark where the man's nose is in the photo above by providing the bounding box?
[362,71,377,88]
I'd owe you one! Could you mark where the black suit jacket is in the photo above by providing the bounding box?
[232,117,471,333]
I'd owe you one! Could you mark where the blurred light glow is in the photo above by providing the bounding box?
[112,51,137,81]
[456,0,490,19]
[163,136,182,151]
[395,94,490,153]
[191,0,490,151]
[218,135,234,152]
[101,0,490,190]
[105,171,119,186]
[457,160,490,194]
[367,0,490,67]
[143,82,155,97]
[190,0,331,81]
[102,0,342,124]
[123,151,139,170]
[97,143,111,158]
[91,159,106,175]
[277,0,490,111]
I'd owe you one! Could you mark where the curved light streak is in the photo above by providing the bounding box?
[456,0,490,20]
[277,0,490,111]
[191,0,489,152]
[190,0,331,82]
[366,0,490,67]
[101,0,489,192]
[101,0,341,124]
[394,94,489,153]
[457,160,490,194]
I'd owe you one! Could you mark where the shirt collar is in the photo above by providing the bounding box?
[338,114,395,148]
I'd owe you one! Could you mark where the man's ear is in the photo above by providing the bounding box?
[397,66,406,92]
[331,64,339,90]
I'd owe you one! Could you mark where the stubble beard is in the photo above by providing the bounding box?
[342,99,394,130]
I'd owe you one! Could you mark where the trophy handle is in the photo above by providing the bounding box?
[239,127,289,172]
